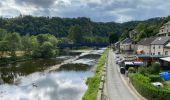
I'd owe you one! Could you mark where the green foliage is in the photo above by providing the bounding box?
[138,66,148,75]
[148,75,163,82]
[138,62,161,75]
[0,28,59,60]
[68,25,83,43]
[5,32,21,58]
[31,34,58,58]
[40,42,56,58]
[129,74,170,100]
[128,67,136,73]
[83,48,108,100]
[109,32,119,43]
[151,62,161,74]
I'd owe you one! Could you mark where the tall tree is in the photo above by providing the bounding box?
[5,32,21,58]
[68,25,83,43]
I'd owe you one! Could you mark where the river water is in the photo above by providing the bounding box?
[0,49,105,100]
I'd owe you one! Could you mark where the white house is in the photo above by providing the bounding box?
[137,37,156,55]
[157,21,170,36]
[120,38,134,51]
[164,42,170,56]
[151,36,170,55]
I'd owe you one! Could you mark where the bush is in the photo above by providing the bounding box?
[138,66,147,75]
[128,67,136,73]
[129,74,170,100]
[151,62,161,74]
[148,75,163,82]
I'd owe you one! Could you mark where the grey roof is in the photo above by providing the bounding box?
[151,36,170,45]
[121,38,132,44]
[138,37,156,46]
[165,42,170,48]
[115,41,120,45]
[165,21,170,25]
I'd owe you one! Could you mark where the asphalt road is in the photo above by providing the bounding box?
[106,49,136,100]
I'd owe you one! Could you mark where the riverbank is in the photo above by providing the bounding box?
[0,56,32,66]
[82,48,108,100]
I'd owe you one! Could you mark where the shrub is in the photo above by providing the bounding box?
[148,75,163,82]
[129,74,170,100]
[138,66,147,75]
[128,67,136,73]
[151,62,161,74]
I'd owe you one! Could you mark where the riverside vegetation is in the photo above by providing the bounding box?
[0,29,58,65]
[82,48,108,100]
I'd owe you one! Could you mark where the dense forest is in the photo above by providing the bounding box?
[0,15,170,45]
[0,15,137,44]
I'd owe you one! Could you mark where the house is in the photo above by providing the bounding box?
[129,29,137,39]
[164,42,170,56]
[120,38,134,51]
[160,57,170,68]
[151,36,170,55]
[157,21,170,36]
[137,37,156,55]
[114,41,120,51]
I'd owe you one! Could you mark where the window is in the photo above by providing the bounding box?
[153,53,155,55]
[165,51,168,55]
[153,47,155,49]
[159,46,161,49]
[158,52,161,55]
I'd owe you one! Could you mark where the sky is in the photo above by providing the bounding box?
[0,0,170,22]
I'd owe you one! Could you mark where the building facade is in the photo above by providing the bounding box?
[137,37,156,55]
[158,21,170,36]
[120,38,133,51]
[150,36,170,55]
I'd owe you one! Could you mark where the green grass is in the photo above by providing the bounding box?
[164,81,170,89]
[82,48,108,100]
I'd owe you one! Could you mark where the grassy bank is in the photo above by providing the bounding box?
[82,48,108,100]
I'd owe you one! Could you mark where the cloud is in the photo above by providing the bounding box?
[0,0,170,22]
[15,0,56,8]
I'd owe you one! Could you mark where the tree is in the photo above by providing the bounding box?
[21,34,32,56]
[0,41,9,58]
[68,25,83,43]
[0,29,8,41]
[5,32,21,58]
[151,62,161,74]
[40,42,56,58]
[108,32,119,44]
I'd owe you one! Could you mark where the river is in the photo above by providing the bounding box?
[0,49,105,100]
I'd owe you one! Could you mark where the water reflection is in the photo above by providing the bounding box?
[0,71,90,100]
[0,49,104,100]
[0,59,62,84]
[58,63,92,71]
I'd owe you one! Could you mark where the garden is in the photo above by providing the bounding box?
[128,62,170,100]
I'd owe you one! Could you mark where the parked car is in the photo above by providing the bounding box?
[115,58,120,64]
[120,67,125,74]
[151,82,163,87]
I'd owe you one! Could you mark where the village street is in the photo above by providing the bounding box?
[105,49,137,100]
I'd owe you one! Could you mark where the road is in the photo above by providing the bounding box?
[105,49,136,100]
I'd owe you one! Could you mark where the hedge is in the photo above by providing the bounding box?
[129,74,170,100]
